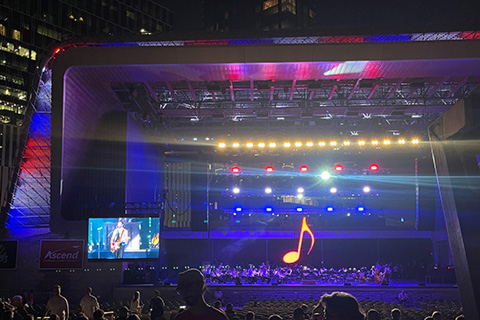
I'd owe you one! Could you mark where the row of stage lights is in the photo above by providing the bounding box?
[231,163,379,174]
[218,138,420,149]
[232,205,368,215]
[231,185,373,195]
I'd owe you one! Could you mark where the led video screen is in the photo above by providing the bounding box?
[88,217,160,260]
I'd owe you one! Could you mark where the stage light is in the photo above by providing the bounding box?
[320,171,331,180]
[398,138,406,144]
[294,141,302,147]
[265,207,273,212]
[330,187,337,194]
[231,166,240,174]
[383,139,391,145]
[235,207,243,212]
[233,212,237,216]
[343,140,351,146]
[296,207,303,212]
[232,142,240,148]
[370,163,379,171]
[371,139,379,145]
[357,206,365,212]
[232,187,240,194]
[265,166,274,173]
[265,187,272,194]
[363,186,371,193]
[330,140,337,147]
[246,142,254,148]
[347,213,351,217]
[400,217,405,222]
[218,142,226,148]
[358,140,366,146]
[300,165,309,173]
[269,142,277,148]
[283,142,291,148]
[412,138,420,144]
[297,194,303,199]
[334,164,343,172]
[318,141,326,147]
[258,142,266,148]
[193,137,198,141]
[297,187,305,194]
[306,141,314,147]
[326,206,334,212]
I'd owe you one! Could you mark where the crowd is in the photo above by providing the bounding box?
[0,268,465,320]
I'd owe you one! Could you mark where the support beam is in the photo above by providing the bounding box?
[229,80,235,102]
[447,76,468,98]
[250,80,254,102]
[308,90,315,100]
[289,80,296,101]
[348,79,361,100]
[270,84,275,101]
[367,84,380,100]
[427,77,448,98]
[387,78,405,99]
[328,84,337,100]
[144,82,159,103]
[187,80,197,101]
[165,82,177,101]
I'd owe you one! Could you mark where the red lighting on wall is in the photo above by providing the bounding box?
[370,164,379,171]
[265,166,274,173]
[300,165,308,172]
[231,166,240,174]
[334,164,343,172]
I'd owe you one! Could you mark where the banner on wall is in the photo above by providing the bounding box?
[0,241,18,269]
[39,240,84,269]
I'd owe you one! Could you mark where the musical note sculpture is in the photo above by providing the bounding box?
[282,217,315,264]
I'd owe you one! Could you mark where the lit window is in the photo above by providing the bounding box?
[12,29,21,40]
[263,0,278,11]
[0,25,5,36]
[30,50,37,61]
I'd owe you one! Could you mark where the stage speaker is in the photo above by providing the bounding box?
[190,162,208,231]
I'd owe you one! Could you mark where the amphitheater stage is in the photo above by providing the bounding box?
[113,281,460,306]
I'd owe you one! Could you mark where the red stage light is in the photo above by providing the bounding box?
[54,48,61,54]
[334,164,343,172]
[370,164,379,171]
[266,166,274,173]
[300,165,308,172]
[231,166,240,174]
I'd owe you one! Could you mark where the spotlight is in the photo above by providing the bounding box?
[358,140,366,146]
[232,142,240,148]
[265,207,273,212]
[363,186,371,193]
[330,140,337,147]
[265,166,274,173]
[398,138,406,144]
[371,139,379,145]
[246,142,254,148]
[294,141,302,147]
[265,187,272,194]
[300,165,309,173]
[218,142,226,148]
[283,142,291,148]
[330,187,337,194]
[258,142,266,148]
[297,194,304,199]
[383,139,391,145]
[306,141,314,147]
[357,206,365,212]
[320,171,331,180]
[412,138,420,144]
[334,164,343,172]
[326,206,334,212]
[297,187,305,194]
[318,141,326,147]
[343,140,351,146]
[296,207,303,212]
[231,166,240,174]
[235,206,242,212]
[232,187,240,194]
[370,164,379,171]
[269,142,277,148]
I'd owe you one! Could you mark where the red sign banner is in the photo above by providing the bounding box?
[39,240,84,269]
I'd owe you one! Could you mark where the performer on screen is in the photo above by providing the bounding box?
[110,220,129,258]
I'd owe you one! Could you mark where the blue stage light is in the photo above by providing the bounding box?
[326,206,334,212]
[296,207,303,212]
[235,207,242,212]
[265,207,273,212]
[357,206,365,212]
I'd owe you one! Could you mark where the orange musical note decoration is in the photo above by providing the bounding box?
[282,217,315,264]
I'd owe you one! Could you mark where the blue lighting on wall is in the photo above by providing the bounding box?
[326,206,334,212]
[357,206,365,212]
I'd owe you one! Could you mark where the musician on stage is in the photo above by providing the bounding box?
[110,220,129,258]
